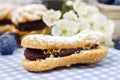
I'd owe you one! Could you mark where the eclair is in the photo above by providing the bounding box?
[21,30,108,72]
[12,4,50,39]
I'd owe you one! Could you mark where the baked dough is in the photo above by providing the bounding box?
[21,30,105,49]
[21,30,108,72]
[12,4,47,24]
[0,3,15,20]
[22,47,108,72]
[0,25,14,32]
[13,27,51,40]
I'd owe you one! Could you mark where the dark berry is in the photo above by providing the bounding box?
[98,0,114,4]
[5,32,20,45]
[114,37,120,50]
[0,34,17,55]
[113,0,120,5]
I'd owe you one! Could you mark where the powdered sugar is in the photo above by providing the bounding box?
[12,4,47,24]
[25,35,78,45]
[76,30,105,42]
[0,3,15,20]
[23,30,105,46]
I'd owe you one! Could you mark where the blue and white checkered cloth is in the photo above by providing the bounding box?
[0,48,120,80]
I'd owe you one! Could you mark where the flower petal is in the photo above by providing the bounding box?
[77,18,90,32]
[52,19,79,36]
[42,9,61,27]
[63,10,78,21]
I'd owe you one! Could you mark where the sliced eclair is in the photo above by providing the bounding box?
[21,30,108,72]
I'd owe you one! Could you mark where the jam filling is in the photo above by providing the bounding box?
[0,20,12,25]
[24,45,98,61]
[15,20,46,31]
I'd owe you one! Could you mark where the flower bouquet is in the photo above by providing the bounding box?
[42,0,115,46]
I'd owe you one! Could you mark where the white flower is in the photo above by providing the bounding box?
[105,35,114,46]
[51,19,79,36]
[77,18,90,33]
[88,13,106,29]
[107,20,115,35]
[63,10,78,21]
[73,0,99,18]
[104,20,114,46]
[42,9,61,27]
[44,0,115,46]
[77,5,99,18]
[66,0,74,7]
[88,13,115,46]
[73,0,86,13]
[90,14,114,36]
[89,13,107,24]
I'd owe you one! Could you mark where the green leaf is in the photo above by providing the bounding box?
[61,1,67,19]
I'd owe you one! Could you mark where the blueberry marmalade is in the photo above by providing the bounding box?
[15,20,46,31]
[0,20,12,25]
[24,44,99,61]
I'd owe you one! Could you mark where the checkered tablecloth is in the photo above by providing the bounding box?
[0,48,120,80]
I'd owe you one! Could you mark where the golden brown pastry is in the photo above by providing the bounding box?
[0,3,15,32]
[11,4,50,38]
[21,30,108,72]
[13,27,51,40]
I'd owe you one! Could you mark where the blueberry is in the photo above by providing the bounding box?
[0,34,18,55]
[98,0,114,4]
[5,32,20,45]
[113,0,120,5]
[114,37,120,50]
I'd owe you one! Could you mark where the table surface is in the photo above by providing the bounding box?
[0,48,120,80]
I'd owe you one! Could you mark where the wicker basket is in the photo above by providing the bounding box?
[96,2,120,39]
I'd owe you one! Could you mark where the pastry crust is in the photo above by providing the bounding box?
[21,30,108,72]
[21,47,108,72]
[0,25,15,32]
[13,27,51,40]
[0,3,15,20]
[21,30,105,49]
[12,4,47,25]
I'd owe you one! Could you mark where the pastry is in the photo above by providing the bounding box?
[0,3,15,32]
[13,26,51,40]
[21,30,108,72]
[11,4,50,38]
